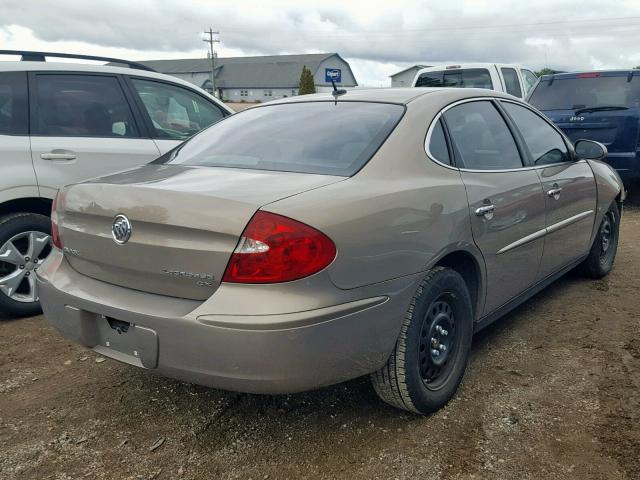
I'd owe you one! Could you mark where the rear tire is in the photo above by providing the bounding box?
[580,201,620,279]
[371,267,474,414]
[0,213,52,318]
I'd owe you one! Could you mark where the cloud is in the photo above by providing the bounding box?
[1,0,640,85]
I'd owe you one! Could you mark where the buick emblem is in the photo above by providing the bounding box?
[112,214,132,244]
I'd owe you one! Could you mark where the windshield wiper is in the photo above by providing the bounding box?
[574,105,629,115]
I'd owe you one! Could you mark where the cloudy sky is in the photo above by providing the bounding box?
[2,0,640,86]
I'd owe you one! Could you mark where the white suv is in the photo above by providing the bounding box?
[412,63,539,98]
[0,50,233,316]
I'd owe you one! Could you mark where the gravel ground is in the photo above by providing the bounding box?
[1,195,639,480]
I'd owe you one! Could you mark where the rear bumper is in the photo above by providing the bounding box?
[37,251,415,394]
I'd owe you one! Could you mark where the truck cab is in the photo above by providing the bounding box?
[412,63,538,99]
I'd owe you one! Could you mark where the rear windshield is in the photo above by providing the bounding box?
[528,74,640,110]
[415,69,493,89]
[163,101,405,176]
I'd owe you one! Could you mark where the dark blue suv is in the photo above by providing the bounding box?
[527,70,640,182]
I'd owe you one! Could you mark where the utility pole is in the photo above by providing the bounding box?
[203,27,220,97]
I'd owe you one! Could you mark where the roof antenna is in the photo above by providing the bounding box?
[331,79,347,105]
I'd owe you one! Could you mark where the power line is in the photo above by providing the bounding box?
[220,15,640,37]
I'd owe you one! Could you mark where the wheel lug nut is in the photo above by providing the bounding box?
[19,265,25,269]
[25,271,30,276]
[441,329,448,336]
[431,338,439,347]
[431,349,440,356]
[439,344,447,352]
[33,258,38,264]
[25,256,30,262]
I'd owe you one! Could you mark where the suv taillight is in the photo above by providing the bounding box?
[222,211,336,284]
[51,191,64,249]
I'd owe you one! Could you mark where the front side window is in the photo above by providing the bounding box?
[131,79,225,140]
[501,68,523,97]
[443,101,522,170]
[0,72,28,135]
[502,102,570,165]
[162,101,405,176]
[427,119,451,165]
[522,69,538,93]
[35,74,138,137]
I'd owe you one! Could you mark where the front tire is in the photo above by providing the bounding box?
[580,201,620,279]
[0,213,52,318]
[371,267,474,414]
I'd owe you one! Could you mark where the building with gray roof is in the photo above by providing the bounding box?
[137,53,358,102]
[390,65,431,87]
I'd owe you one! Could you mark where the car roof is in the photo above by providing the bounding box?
[416,63,523,72]
[541,69,639,80]
[264,87,519,106]
[0,60,232,112]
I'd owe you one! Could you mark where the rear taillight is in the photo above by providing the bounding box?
[222,211,336,284]
[51,191,64,249]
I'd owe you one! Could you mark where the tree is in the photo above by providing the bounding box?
[298,65,316,95]
[534,67,556,77]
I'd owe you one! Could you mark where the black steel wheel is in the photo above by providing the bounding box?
[371,266,474,414]
[581,201,620,279]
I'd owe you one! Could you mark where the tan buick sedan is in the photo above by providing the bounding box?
[37,88,624,414]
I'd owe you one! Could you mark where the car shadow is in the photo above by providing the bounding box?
[112,267,586,432]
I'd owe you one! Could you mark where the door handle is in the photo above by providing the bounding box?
[547,186,562,200]
[475,204,495,218]
[40,152,77,161]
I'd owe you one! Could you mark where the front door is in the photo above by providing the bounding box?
[443,100,546,315]
[29,73,160,198]
[499,101,597,279]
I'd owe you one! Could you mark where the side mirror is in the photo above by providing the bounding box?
[575,139,607,161]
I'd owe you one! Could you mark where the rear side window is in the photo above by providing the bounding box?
[502,102,570,165]
[34,74,139,137]
[164,101,405,176]
[427,119,451,165]
[501,68,523,97]
[415,69,493,89]
[443,101,522,170]
[131,79,226,140]
[0,72,28,135]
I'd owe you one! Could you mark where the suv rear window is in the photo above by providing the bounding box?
[0,72,28,135]
[528,74,640,110]
[164,101,405,176]
[415,69,493,89]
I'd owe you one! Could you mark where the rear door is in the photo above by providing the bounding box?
[0,71,35,200]
[442,99,546,315]
[500,100,597,278]
[29,72,161,198]
[125,77,229,155]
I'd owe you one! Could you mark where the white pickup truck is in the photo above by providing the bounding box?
[412,63,538,99]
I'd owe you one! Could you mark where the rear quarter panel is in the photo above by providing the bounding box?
[265,93,484,293]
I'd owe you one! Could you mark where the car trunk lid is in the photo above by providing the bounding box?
[58,164,343,300]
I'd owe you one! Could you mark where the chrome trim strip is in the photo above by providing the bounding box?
[497,228,547,254]
[497,210,595,254]
[546,210,594,234]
